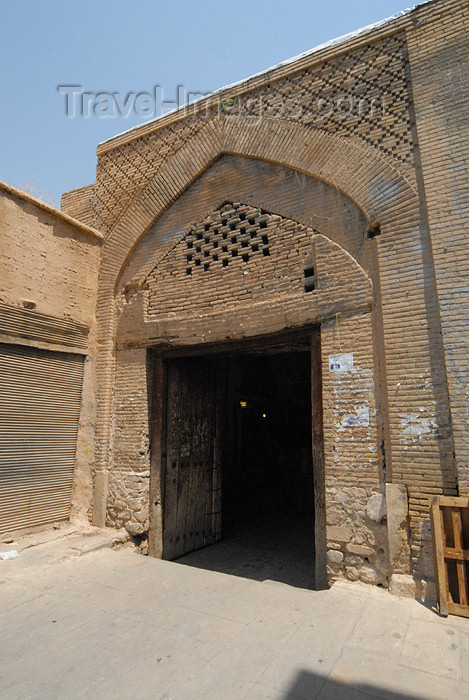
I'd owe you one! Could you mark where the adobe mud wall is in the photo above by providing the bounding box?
[0,184,102,523]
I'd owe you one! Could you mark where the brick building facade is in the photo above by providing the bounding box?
[1,0,467,597]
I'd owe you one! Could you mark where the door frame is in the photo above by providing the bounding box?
[148,325,327,589]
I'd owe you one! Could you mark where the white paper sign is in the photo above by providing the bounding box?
[329,353,354,372]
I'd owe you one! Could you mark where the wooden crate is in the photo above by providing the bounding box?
[430,496,469,618]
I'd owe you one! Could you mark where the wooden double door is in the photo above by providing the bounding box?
[150,332,326,590]
[158,358,222,560]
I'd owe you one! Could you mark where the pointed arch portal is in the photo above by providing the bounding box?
[95,117,455,591]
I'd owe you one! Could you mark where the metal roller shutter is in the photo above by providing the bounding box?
[0,343,84,534]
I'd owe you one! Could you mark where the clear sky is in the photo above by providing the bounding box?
[0,0,419,207]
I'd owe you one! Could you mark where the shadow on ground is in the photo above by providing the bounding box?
[285,669,430,699]
[175,512,316,590]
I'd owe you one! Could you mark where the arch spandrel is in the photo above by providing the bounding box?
[116,154,370,296]
[116,206,373,348]
[102,117,419,305]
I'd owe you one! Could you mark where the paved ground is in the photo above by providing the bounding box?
[180,512,316,589]
[1,539,468,699]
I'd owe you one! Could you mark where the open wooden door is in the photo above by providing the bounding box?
[162,357,222,560]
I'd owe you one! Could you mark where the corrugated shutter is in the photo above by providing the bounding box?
[0,343,84,534]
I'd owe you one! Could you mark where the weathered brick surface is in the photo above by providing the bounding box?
[118,156,370,293]
[406,1,469,497]
[146,203,314,313]
[322,310,388,585]
[61,0,468,590]
[113,157,373,351]
[107,181,374,542]
[107,348,151,535]
[61,184,95,228]
[86,32,415,233]
[0,187,101,327]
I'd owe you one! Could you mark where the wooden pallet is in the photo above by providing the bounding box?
[430,496,469,618]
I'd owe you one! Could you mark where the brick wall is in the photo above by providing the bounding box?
[108,170,374,546]
[321,310,387,585]
[103,129,454,585]
[406,0,469,496]
[61,184,95,228]
[146,203,314,316]
[75,0,466,592]
[0,187,101,327]
[117,155,370,293]
[107,348,151,538]
[86,30,415,234]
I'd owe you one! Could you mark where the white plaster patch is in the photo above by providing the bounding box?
[400,413,434,437]
[341,406,370,428]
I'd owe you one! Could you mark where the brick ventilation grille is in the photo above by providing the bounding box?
[185,202,271,273]
[94,34,413,231]
[146,203,315,317]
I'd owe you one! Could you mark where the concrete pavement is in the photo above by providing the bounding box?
[0,544,468,699]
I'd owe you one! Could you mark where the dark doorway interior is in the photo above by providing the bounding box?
[177,350,315,589]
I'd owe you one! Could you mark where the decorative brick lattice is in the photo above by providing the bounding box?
[94,120,202,231]
[185,202,271,273]
[244,34,413,166]
[94,34,413,232]
[146,203,316,317]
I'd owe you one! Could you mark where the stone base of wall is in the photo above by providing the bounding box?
[107,469,150,538]
[389,573,436,604]
[326,485,390,586]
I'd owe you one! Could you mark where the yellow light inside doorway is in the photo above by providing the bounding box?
[240,401,247,408]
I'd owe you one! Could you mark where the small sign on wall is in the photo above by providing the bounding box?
[329,353,354,372]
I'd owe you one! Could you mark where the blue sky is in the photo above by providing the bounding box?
[0,0,417,206]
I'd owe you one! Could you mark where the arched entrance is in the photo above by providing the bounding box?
[111,155,379,589]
